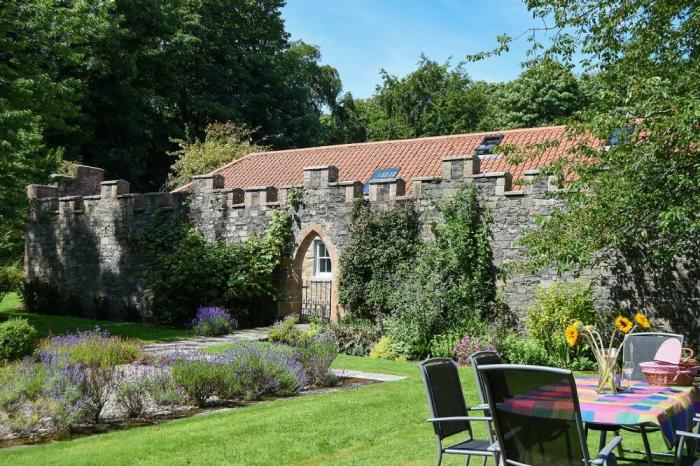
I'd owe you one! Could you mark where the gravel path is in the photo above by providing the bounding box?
[142,324,308,356]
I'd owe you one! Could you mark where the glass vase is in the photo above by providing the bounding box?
[596,349,619,394]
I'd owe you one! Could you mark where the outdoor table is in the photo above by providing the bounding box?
[575,376,699,448]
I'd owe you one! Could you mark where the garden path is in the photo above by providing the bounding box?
[142,324,309,356]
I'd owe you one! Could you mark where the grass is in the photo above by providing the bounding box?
[0,355,666,465]
[0,293,192,343]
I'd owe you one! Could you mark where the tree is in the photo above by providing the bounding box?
[471,0,700,271]
[166,123,267,190]
[322,56,493,144]
[487,60,586,129]
[368,56,489,140]
[0,0,109,267]
[76,0,341,189]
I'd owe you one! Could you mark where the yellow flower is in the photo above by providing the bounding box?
[635,313,651,330]
[615,316,634,334]
[565,324,580,347]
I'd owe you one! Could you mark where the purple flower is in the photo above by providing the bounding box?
[190,306,238,336]
[453,334,496,366]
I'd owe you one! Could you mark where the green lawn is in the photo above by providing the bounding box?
[0,293,192,343]
[0,355,666,465]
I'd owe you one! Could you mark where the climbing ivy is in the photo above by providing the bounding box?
[337,199,422,320]
[384,185,505,358]
[138,205,292,327]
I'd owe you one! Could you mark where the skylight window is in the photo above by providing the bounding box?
[475,134,503,158]
[606,125,636,146]
[363,167,400,194]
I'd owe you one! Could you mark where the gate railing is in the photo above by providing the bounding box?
[300,280,332,321]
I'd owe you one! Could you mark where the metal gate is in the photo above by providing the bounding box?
[300,280,332,320]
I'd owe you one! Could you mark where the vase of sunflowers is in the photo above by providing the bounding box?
[566,313,651,394]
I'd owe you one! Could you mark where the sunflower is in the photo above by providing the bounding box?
[634,313,651,330]
[565,324,580,347]
[615,316,634,333]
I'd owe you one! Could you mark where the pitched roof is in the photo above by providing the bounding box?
[175,125,593,194]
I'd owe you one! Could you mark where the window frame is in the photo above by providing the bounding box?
[313,239,332,279]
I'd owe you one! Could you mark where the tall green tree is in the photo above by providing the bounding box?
[0,0,110,267]
[484,60,586,129]
[2,0,341,266]
[78,0,341,189]
[472,0,700,271]
[322,56,493,144]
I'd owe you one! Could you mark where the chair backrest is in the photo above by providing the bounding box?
[419,358,471,440]
[623,332,684,381]
[478,364,590,466]
[469,350,503,405]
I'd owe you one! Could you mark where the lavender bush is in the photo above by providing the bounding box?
[170,356,226,407]
[220,343,306,400]
[116,379,147,418]
[453,334,497,366]
[191,307,238,337]
[142,370,182,407]
[292,332,338,387]
[0,354,93,434]
[38,327,142,367]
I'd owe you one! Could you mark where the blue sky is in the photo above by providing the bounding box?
[282,0,542,99]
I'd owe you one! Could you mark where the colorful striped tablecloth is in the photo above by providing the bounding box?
[576,376,699,447]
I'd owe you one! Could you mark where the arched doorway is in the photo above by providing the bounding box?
[281,225,339,321]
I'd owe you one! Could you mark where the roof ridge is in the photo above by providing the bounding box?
[244,124,567,156]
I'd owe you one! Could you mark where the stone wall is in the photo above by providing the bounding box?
[24,160,700,340]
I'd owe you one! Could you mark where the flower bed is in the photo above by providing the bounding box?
[0,328,342,445]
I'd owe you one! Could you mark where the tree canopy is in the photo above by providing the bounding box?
[321,55,589,145]
[0,0,339,266]
[475,0,700,271]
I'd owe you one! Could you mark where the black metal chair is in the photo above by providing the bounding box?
[478,364,621,466]
[469,350,503,456]
[469,350,503,410]
[674,415,700,465]
[419,358,495,466]
[621,332,685,465]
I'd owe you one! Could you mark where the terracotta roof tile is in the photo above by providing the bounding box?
[175,125,596,194]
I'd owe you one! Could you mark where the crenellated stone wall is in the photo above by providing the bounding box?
[24,161,700,340]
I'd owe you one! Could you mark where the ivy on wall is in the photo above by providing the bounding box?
[337,199,422,320]
[337,185,507,358]
[138,203,292,327]
[385,185,503,358]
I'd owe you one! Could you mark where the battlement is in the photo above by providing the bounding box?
[28,158,563,222]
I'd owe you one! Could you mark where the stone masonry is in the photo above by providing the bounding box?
[24,160,700,341]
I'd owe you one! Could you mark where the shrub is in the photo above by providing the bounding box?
[0,356,92,434]
[219,343,306,400]
[38,327,142,367]
[526,281,598,369]
[143,370,182,406]
[497,334,550,366]
[384,186,506,359]
[0,263,22,302]
[293,332,338,387]
[453,334,497,366]
[321,318,381,356]
[168,343,308,404]
[116,379,147,418]
[268,315,302,344]
[191,306,238,336]
[170,357,225,407]
[138,208,291,328]
[338,200,422,320]
[369,337,399,360]
[0,318,38,361]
